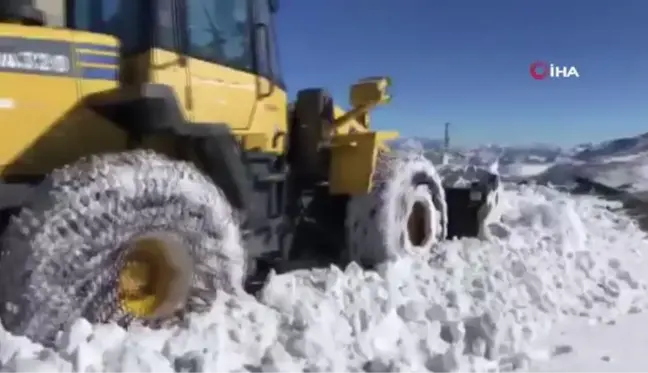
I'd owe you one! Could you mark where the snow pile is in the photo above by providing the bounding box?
[2,185,648,372]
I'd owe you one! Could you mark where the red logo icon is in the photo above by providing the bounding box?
[529,61,550,80]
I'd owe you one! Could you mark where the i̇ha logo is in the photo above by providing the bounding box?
[529,61,580,80]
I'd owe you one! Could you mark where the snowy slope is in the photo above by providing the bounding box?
[523,134,648,189]
[1,184,647,372]
[578,155,648,193]
[527,152,648,194]
[574,132,648,162]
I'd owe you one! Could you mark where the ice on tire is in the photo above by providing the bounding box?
[0,150,246,346]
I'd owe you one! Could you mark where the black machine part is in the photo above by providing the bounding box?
[288,88,334,187]
[0,0,46,25]
[444,180,496,239]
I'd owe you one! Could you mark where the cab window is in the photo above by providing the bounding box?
[68,0,146,55]
[186,0,253,72]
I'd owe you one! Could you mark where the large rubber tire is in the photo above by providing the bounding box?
[0,150,246,346]
[345,151,448,268]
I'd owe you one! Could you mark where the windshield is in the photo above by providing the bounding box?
[69,0,144,54]
[67,0,281,84]
[186,0,253,71]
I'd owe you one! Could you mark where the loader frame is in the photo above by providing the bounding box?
[0,0,395,286]
[0,0,496,296]
[0,80,383,291]
[82,82,396,284]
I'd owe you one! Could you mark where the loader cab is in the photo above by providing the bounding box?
[62,1,285,153]
[66,0,281,57]
[65,0,287,146]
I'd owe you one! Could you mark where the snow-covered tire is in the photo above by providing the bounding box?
[345,151,448,267]
[0,150,245,346]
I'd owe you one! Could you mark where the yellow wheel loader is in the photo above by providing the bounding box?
[0,0,500,346]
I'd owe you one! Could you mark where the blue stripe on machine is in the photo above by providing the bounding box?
[77,53,118,65]
[75,43,118,52]
[81,67,117,80]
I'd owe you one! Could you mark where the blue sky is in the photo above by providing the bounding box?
[276,1,648,147]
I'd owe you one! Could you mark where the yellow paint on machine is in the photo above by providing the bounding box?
[0,25,126,176]
[0,22,395,195]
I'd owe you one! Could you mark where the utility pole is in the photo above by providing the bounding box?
[444,122,451,151]
[440,122,451,166]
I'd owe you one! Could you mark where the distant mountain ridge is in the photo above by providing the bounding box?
[390,137,569,166]
[390,132,648,192]
[391,131,648,165]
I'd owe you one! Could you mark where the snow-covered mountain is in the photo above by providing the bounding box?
[389,136,446,151]
[391,137,568,166]
[394,131,648,194]
[396,131,648,162]
[531,132,648,193]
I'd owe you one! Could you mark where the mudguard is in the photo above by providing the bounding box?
[85,83,255,214]
[328,131,398,195]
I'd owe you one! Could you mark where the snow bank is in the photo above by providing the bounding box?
[1,185,648,372]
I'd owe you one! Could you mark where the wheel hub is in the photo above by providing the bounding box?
[118,233,190,319]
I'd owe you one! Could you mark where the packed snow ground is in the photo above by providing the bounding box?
[1,183,648,372]
[530,312,648,372]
